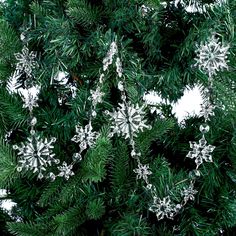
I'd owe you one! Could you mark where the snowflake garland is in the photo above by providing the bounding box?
[194,34,230,77]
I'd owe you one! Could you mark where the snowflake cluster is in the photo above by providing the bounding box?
[13,134,59,179]
[187,135,215,169]
[149,196,181,220]
[71,123,99,161]
[194,34,230,77]
[107,102,150,139]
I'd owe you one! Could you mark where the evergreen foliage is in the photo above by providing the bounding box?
[0,0,235,235]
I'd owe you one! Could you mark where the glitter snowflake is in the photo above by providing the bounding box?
[71,123,99,160]
[133,163,152,183]
[14,46,37,77]
[149,196,181,220]
[108,102,150,139]
[194,34,230,77]
[187,135,215,169]
[181,184,198,203]
[57,161,75,180]
[13,134,59,179]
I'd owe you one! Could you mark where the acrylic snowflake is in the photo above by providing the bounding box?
[89,87,105,107]
[57,161,75,180]
[108,102,150,139]
[13,134,59,179]
[19,86,41,112]
[71,123,99,160]
[186,135,215,169]
[181,183,198,203]
[199,99,215,121]
[14,46,37,77]
[149,196,181,220]
[133,163,152,183]
[194,34,230,77]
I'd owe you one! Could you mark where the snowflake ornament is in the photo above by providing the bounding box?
[19,86,41,112]
[149,196,181,220]
[13,134,59,179]
[71,123,99,160]
[187,135,215,169]
[108,102,150,139]
[194,34,230,77]
[14,46,37,77]
[89,87,105,107]
[133,163,152,183]
[57,161,75,180]
[181,183,198,203]
[199,99,215,121]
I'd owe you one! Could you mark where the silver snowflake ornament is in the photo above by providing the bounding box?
[187,135,215,169]
[13,134,59,179]
[57,161,75,180]
[71,123,99,156]
[194,34,230,77]
[133,163,152,183]
[108,102,150,139]
[15,46,37,77]
[149,196,181,220]
[181,183,198,203]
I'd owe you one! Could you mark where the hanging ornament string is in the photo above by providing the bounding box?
[11,29,75,181]
[71,40,120,163]
[187,33,230,171]
[102,40,201,221]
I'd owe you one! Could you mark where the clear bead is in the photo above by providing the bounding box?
[17,166,22,172]
[31,117,37,126]
[30,129,36,135]
[200,124,210,134]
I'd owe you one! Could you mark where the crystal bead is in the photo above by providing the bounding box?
[200,124,210,133]
[31,117,37,126]
[17,166,22,172]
